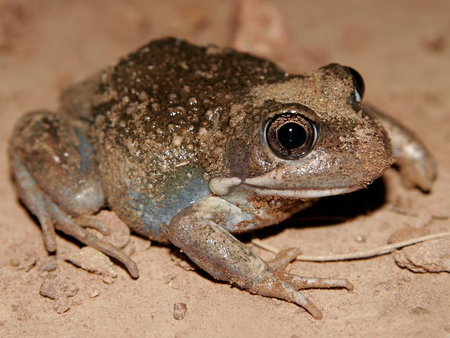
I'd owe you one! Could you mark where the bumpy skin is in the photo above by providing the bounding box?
[9,38,436,319]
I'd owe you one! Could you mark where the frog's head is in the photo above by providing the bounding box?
[209,64,394,198]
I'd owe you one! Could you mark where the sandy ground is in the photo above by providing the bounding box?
[1,0,450,337]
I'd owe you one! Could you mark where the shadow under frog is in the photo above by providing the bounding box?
[9,38,436,319]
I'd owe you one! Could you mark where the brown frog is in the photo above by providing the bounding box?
[9,38,436,319]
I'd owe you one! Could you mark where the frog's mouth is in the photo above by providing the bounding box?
[240,169,379,198]
[208,176,370,199]
[242,184,361,199]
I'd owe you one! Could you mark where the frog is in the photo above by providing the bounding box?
[9,38,436,319]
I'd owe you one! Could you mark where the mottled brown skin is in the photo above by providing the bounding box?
[9,38,436,319]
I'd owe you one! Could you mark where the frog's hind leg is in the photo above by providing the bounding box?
[364,104,437,191]
[9,111,138,277]
[11,151,57,252]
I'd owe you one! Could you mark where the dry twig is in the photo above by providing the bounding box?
[251,231,450,262]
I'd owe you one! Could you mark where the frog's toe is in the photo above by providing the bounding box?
[267,247,354,290]
[45,198,139,278]
[397,155,437,192]
[267,247,303,270]
[280,272,354,291]
[251,273,323,319]
[74,215,111,235]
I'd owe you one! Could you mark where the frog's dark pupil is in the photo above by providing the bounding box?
[278,123,307,150]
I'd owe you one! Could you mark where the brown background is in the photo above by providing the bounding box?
[1,0,449,337]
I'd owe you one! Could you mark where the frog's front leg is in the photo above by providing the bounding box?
[167,196,352,319]
[9,111,138,277]
[364,105,437,191]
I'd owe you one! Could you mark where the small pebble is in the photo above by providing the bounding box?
[53,298,70,314]
[88,289,100,298]
[9,258,20,267]
[355,235,366,243]
[64,247,117,277]
[39,273,79,300]
[173,303,187,320]
[102,276,116,285]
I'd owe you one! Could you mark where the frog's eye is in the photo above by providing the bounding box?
[345,67,365,102]
[264,112,318,159]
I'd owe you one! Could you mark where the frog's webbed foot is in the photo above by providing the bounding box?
[9,111,139,278]
[168,201,352,319]
[364,104,437,191]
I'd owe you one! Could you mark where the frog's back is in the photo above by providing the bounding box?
[61,38,285,123]
[60,38,287,241]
